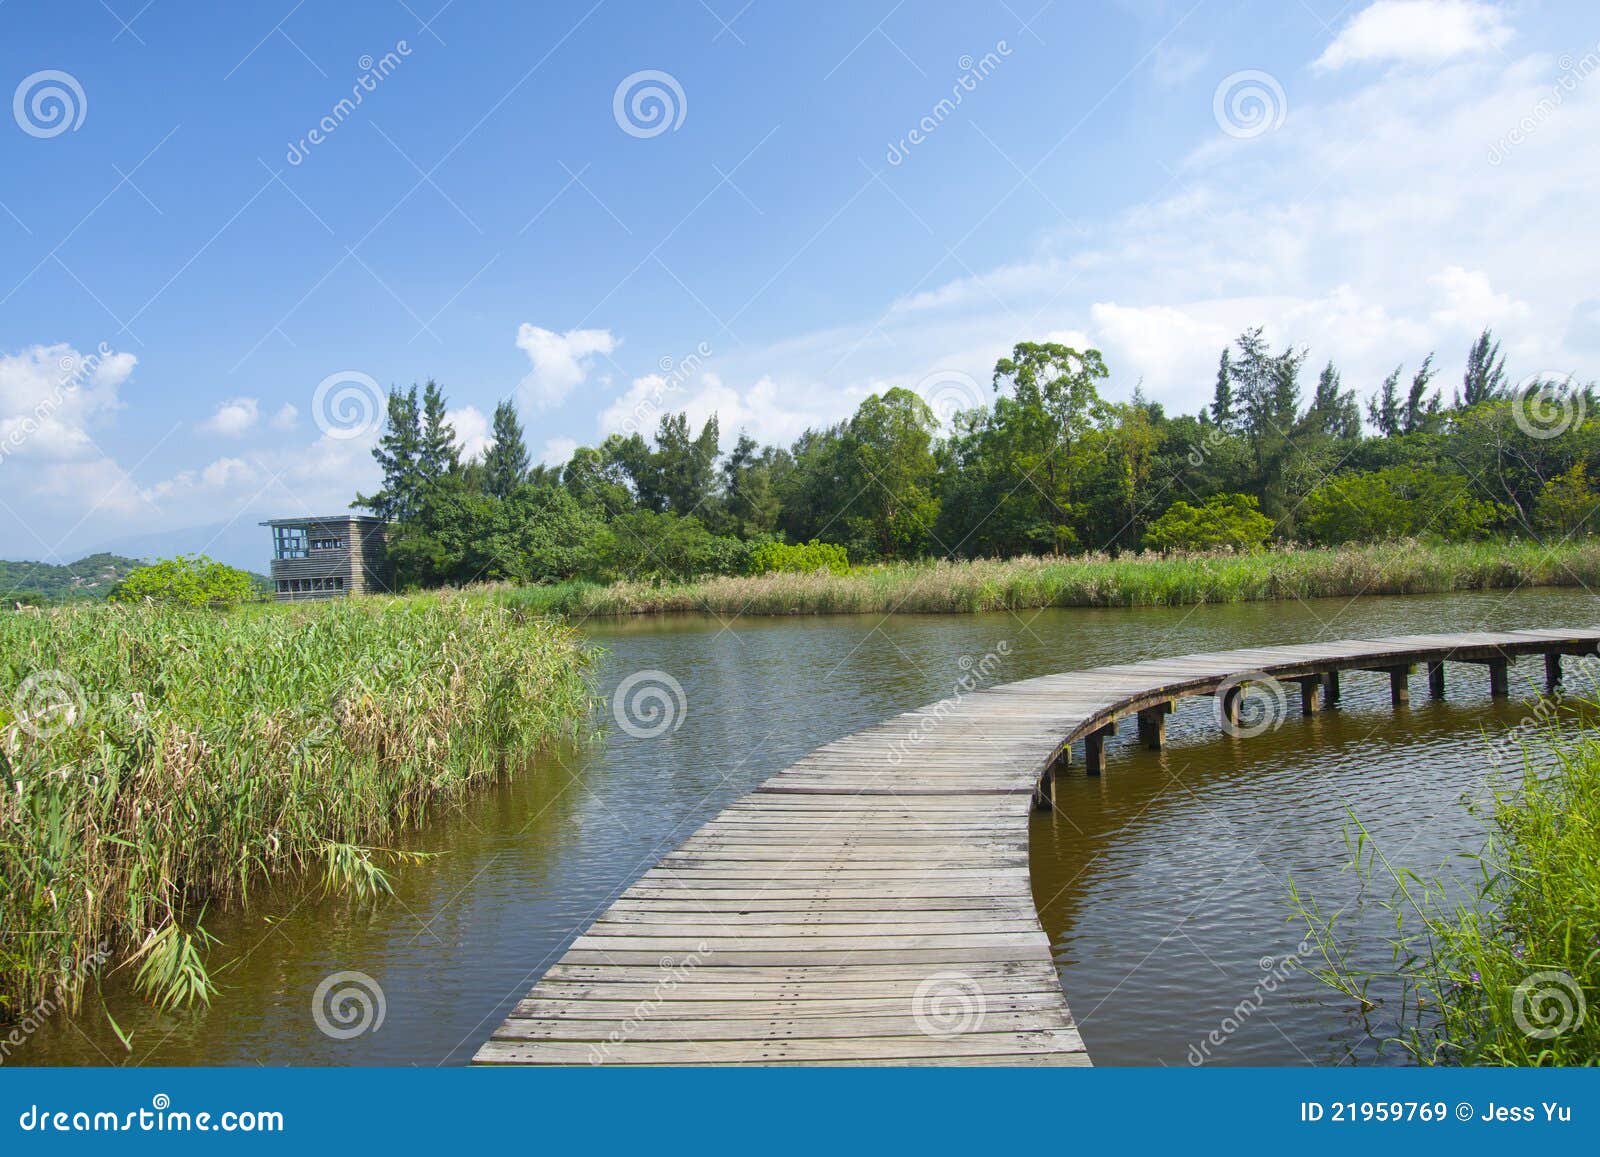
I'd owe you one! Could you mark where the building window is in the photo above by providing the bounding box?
[272,526,308,559]
[309,536,347,551]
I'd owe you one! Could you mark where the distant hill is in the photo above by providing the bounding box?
[0,553,147,603]
[0,552,273,604]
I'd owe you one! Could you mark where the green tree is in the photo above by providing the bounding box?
[1533,462,1600,537]
[354,386,422,521]
[1300,466,1503,544]
[109,555,257,608]
[1142,493,1273,552]
[482,399,531,498]
[841,388,942,559]
[1368,367,1403,437]
[1460,327,1508,407]
[1210,348,1234,429]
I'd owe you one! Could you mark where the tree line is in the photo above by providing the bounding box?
[351,327,1598,588]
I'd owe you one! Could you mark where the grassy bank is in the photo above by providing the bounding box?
[0,592,590,1020]
[502,539,1600,619]
[1293,720,1600,1065]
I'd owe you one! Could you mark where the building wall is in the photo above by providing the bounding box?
[268,518,390,601]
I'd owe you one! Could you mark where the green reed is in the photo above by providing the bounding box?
[0,591,591,1019]
[500,538,1600,619]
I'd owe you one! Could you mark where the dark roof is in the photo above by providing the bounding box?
[259,514,388,528]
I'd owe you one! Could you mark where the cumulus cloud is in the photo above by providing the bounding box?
[199,396,260,437]
[1314,0,1512,71]
[0,343,133,464]
[514,324,617,408]
[447,405,492,460]
[538,437,578,467]
[270,403,299,431]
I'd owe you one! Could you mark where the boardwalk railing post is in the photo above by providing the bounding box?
[1427,660,1445,699]
[1296,675,1323,715]
[1546,652,1562,693]
[1489,657,1509,698]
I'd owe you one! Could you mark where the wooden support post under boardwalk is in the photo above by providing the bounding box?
[1323,670,1341,706]
[1389,665,1411,706]
[1084,724,1111,777]
[1296,676,1323,715]
[1220,685,1241,731]
[1428,660,1445,699]
[1489,658,1509,698]
[1546,652,1562,692]
[1137,702,1172,750]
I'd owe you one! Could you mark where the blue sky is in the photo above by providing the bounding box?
[2,0,1598,568]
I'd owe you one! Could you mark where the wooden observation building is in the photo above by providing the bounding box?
[261,514,391,601]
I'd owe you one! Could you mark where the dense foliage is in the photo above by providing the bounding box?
[354,328,1597,590]
[108,554,259,608]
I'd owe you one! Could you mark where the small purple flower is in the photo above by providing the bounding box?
[1470,970,1481,983]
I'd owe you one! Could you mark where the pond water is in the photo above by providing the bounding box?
[16,586,1600,1067]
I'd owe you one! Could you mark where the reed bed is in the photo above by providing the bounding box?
[0,592,590,1019]
[503,539,1600,619]
[1292,716,1600,1065]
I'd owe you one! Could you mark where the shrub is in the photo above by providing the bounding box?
[108,555,257,608]
[1299,466,1504,545]
[1142,493,1273,552]
[747,539,851,576]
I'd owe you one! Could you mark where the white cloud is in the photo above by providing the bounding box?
[199,396,260,437]
[270,403,299,431]
[1315,1,1512,71]
[0,343,133,464]
[538,437,578,467]
[448,405,492,460]
[514,324,617,408]
[1427,265,1530,330]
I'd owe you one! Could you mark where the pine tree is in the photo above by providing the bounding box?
[417,379,459,481]
[1210,348,1234,429]
[1368,366,1403,437]
[354,386,422,521]
[483,398,531,498]
[1460,327,1508,406]
[1401,353,1439,434]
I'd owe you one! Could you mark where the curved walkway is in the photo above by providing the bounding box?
[476,628,1600,1066]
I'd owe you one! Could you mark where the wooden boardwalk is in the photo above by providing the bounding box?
[476,628,1600,1066]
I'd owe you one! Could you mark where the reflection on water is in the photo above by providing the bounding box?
[16,587,1599,1066]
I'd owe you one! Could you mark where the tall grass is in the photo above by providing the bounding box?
[1291,721,1600,1065]
[501,539,1600,619]
[0,592,590,1020]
